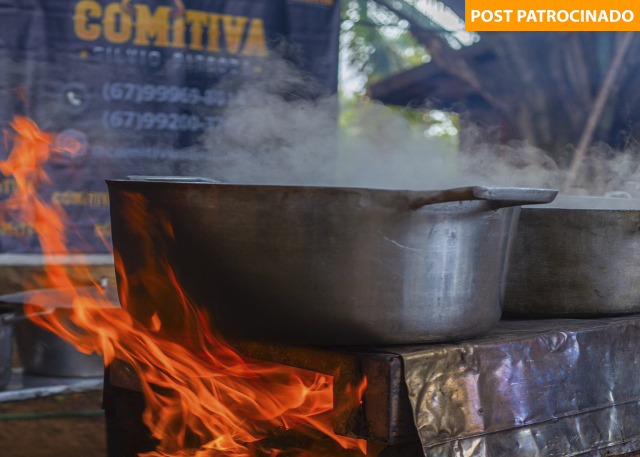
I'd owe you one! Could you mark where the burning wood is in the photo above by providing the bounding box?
[0,116,367,457]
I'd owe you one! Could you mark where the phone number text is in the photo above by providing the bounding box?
[102,110,222,132]
[102,82,233,107]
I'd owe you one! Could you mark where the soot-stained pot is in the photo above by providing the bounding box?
[108,178,557,345]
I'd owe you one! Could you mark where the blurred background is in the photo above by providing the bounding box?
[1,1,640,456]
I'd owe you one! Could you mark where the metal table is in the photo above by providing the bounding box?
[107,316,640,457]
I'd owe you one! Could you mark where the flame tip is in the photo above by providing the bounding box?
[5,115,367,457]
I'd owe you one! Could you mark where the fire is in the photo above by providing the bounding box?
[0,117,367,457]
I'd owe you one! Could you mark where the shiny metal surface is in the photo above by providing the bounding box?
[392,316,640,456]
[424,403,640,456]
[0,314,13,391]
[107,180,556,345]
[505,208,640,316]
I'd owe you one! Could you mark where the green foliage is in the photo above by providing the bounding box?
[341,0,429,91]
[339,0,459,141]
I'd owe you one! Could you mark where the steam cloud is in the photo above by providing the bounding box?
[196,60,640,205]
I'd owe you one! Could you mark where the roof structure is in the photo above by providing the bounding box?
[368,41,495,110]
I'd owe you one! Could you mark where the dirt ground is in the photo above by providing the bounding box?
[0,391,106,457]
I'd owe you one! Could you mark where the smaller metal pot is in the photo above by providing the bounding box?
[504,196,640,317]
[14,318,103,378]
[0,287,117,378]
[0,312,14,390]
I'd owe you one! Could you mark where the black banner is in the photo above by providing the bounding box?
[0,0,340,253]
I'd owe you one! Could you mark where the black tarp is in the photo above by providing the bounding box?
[0,0,340,252]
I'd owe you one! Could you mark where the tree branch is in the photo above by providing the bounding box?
[565,31,636,190]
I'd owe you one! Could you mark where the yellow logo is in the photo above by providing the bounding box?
[73,0,268,57]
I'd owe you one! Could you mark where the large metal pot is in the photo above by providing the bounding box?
[107,179,557,345]
[505,196,640,316]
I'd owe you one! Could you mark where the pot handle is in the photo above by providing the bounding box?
[409,186,559,210]
[126,175,223,184]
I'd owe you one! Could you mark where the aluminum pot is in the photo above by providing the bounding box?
[107,178,557,345]
[0,312,13,390]
[14,319,104,378]
[0,287,116,378]
[505,196,640,317]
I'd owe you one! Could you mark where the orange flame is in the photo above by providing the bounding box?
[1,117,367,457]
